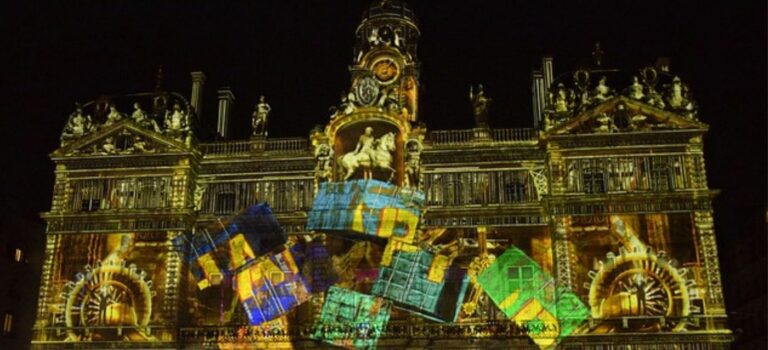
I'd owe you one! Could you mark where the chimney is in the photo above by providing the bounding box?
[541,56,554,92]
[217,87,235,139]
[531,70,545,129]
[190,71,206,119]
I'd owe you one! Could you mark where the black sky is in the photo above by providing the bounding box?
[0,0,765,281]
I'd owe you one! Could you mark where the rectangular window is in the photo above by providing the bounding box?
[583,168,606,194]
[2,313,12,335]
[214,192,236,215]
[507,266,534,290]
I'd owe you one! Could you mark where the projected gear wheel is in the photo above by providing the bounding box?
[588,248,692,332]
[61,260,155,341]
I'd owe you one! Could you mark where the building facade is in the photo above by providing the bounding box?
[31,2,733,349]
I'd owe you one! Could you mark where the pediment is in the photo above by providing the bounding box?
[53,120,190,157]
[547,96,708,136]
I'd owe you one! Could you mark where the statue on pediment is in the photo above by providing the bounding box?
[627,76,645,100]
[665,76,697,118]
[165,103,188,132]
[131,102,160,132]
[592,76,613,102]
[470,84,491,127]
[61,103,94,145]
[104,104,124,127]
[549,83,574,122]
[252,95,270,137]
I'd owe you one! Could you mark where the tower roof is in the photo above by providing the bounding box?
[358,0,419,31]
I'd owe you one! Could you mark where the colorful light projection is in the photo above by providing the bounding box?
[173,204,286,289]
[476,246,589,349]
[52,232,170,342]
[372,240,468,322]
[307,180,424,243]
[234,243,311,326]
[311,286,392,350]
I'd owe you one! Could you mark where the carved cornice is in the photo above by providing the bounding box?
[545,128,706,149]
[544,190,718,216]
[200,158,315,175]
[42,210,194,234]
[422,147,545,165]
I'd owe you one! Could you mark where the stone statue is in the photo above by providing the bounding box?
[61,103,94,144]
[404,140,423,188]
[104,104,123,127]
[252,95,271,136]
[339,129,396,181]
[354,127,376,160]
[403,76,418,121]
[470,84,491,127]
[377,87,400,114]
[314,144,334,183]
[593,76,613,102]
[552,83,573,114]
[164,103,189,141]
[665,76,696,117]
[628,76,645,100]
[131,102,160,132]
[101,136,117,154]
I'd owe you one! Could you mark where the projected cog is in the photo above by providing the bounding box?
[60,260,155,341]
[587,247,693,332]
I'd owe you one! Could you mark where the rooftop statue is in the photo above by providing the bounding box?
[470,84,491,127]
[103,104,124,127]
[592,76,613,102]
[131,102,160,132]
[627,76,645,100]
[252,95,271,137]
[665,76,697,118]
[164,102,190,142]
[61,103,94,145]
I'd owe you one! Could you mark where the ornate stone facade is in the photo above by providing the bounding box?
[31,1,732,349]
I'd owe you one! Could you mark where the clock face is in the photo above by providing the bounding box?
[372,58,399,84]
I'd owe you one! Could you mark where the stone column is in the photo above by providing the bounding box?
[552,216,574,290]
[693,210,725,314]
[162,231,184,331]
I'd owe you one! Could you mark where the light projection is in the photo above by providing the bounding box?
[234,243,311,326]
[306,179,424,242]
[48,232,170,342]
[476,245,590,349]
[173,204,286,289]
[578,215,699,332]
[372,236,468,322]
[311,286,392,349]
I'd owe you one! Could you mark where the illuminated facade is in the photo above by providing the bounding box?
[32,2,733,349]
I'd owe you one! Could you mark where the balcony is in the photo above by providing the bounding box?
[200,137,309,157]
[428,128,537,147]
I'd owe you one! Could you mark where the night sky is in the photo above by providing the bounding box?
[0,0,765,312]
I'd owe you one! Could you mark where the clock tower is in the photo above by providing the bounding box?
[318,0,425,187]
